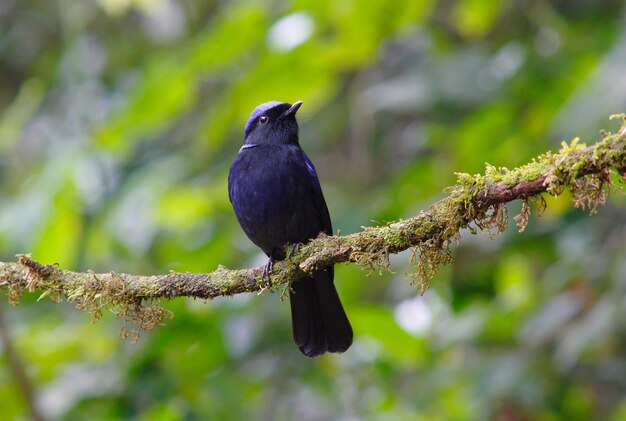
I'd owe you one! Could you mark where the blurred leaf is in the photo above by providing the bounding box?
[351,304,427,362]
[452,0,505,39]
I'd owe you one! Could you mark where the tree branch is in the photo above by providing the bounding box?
[1,114,625,337]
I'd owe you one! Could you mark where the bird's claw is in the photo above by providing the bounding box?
[287,242,304,260]
[261,257,274,288]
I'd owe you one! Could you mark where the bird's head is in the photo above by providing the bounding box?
[243,101,302,146]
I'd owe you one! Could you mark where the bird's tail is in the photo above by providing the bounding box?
[289,268,353,357]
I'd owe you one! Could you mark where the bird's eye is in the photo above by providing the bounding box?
[259,115,269,124]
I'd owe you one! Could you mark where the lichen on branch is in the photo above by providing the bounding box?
[1,114,625,338]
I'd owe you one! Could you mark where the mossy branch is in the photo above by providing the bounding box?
[1,114,625,339]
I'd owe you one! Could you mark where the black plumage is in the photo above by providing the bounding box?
[228,101,353,357]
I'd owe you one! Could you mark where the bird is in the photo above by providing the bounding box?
[228,100,353,357]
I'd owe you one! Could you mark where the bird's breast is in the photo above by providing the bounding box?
[229,146,320,253]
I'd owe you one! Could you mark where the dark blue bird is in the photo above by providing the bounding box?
[228,100,353,357]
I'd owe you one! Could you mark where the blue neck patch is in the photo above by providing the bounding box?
[239,143,259,152]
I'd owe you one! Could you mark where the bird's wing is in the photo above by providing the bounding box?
[302,152,333,236]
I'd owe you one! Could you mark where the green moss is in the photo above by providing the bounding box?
[401,117,626,292]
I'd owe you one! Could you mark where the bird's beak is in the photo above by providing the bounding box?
[282,101,303,118]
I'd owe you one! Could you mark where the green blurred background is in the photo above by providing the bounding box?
[1,0,626,420]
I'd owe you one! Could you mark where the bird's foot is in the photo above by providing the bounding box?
[287,242,304,260]
[261,257,274,288]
